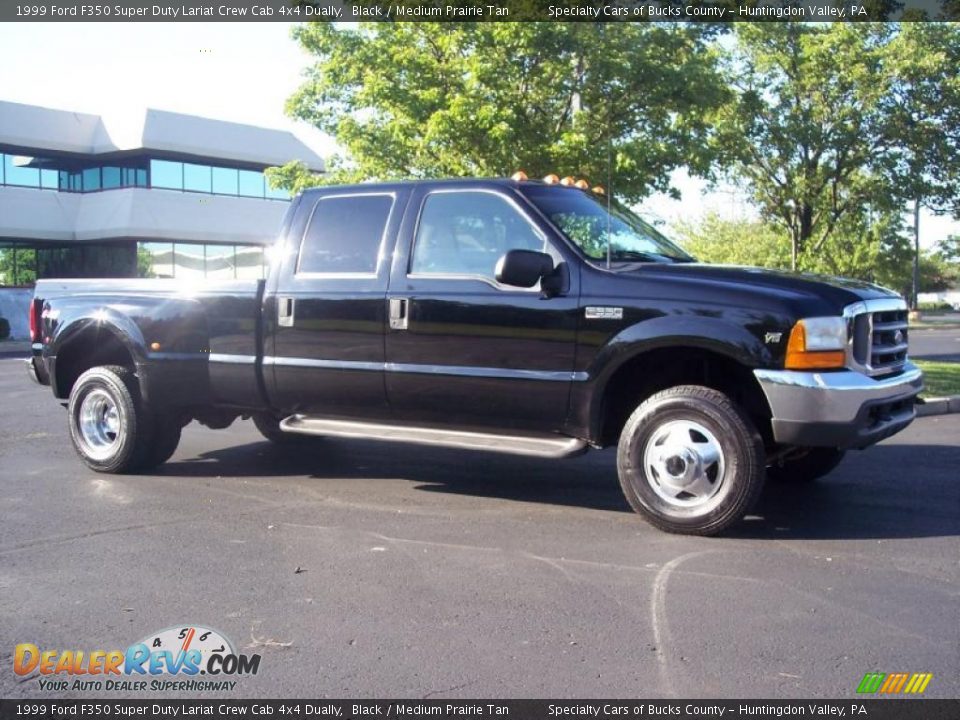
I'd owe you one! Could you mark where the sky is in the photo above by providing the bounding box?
[0,22,956,249]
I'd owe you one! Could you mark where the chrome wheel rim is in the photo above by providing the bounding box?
[78,388,121,460]
[642,419,725,509]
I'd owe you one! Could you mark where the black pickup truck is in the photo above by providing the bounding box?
[26,176,924,535]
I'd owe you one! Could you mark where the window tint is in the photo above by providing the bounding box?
[410,192,544,278]
[298,195,393,275]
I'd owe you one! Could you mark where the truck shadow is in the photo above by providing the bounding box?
[161,436,959,540]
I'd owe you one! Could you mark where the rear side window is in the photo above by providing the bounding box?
[298,194,394,275]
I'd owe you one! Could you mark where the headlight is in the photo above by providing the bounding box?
[785,317,847,370]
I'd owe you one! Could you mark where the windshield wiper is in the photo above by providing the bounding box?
[607,250,686,263]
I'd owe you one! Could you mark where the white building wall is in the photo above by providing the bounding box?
[0,186,288,245]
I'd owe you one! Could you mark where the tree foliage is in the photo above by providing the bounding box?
[279,23,726,202]
[673,212,953,299]
[713,23,960,270]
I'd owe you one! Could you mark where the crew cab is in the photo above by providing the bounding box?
[26,176,924,535]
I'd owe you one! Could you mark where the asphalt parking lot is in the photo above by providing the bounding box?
[1,357,958,700]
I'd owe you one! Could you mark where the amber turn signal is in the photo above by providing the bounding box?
[784,322,845,370]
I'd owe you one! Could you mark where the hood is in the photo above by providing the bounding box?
[604,262,902,313]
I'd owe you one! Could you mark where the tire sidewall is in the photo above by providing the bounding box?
[68,368,141,473]
[617,390,763,534]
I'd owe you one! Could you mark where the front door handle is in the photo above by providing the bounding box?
[389,297,409,330]
[278,296,295,327]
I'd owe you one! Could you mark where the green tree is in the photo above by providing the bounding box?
[673,213,791,268]
[0,248,37,286]
[277,23,726,202]
[713,24,960,272]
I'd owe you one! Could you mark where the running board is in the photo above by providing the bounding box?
[279,415,587,459]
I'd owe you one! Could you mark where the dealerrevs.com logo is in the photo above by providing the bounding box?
[14,625,261,692]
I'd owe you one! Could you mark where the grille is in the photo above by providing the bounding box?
[851,306,909,376]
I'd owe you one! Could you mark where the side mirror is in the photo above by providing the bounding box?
[495,250,554,288]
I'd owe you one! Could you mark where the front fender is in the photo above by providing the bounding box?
[573,315,775,443]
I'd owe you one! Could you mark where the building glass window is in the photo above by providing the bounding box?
[298,195,394,275]
[184,163,212,193]
[40,169,58,189]
[235,245,266,279]
[212,167,239,196]
[238,170,265,198]
[150,160,183,190]
[82,167,101,192]
[173,243,206,279]
[265,180,290,200]
[204,244,237,280]
[4,155,40,187]
[102,167,122,189]
[138,242,175,278]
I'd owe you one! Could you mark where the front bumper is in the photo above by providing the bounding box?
[754,362,924,450]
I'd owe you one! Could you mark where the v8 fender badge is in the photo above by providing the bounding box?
[585,306,623,320]
[764,331,783,344]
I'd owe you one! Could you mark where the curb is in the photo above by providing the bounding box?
[917,396,960,417]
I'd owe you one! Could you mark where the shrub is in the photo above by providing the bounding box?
[918,302,953,312]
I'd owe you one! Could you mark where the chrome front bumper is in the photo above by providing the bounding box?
[754,362,924,450]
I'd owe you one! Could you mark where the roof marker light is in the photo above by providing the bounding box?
[511,171,528,182]
[592,186,606,195]
[574,179,590,189]
[560,176,575,186]
[543,174,559,184]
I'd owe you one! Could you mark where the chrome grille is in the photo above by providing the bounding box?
[847,300,909,377]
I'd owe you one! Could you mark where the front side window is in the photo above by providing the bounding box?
[410,192,545,279]
[298,194,394,275]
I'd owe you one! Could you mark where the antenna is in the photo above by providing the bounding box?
[605,125,612,270]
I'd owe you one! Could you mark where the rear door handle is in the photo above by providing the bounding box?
[278,297,295,327]
[389,297,409,330]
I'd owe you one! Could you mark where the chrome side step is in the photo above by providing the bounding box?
[279,415,588,459]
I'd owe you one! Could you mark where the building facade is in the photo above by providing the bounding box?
[0,101,324,311]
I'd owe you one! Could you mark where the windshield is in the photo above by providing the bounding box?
[522,186,694,264]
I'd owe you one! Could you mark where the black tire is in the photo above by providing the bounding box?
[616,385,766,536]
[67,365,154,474]
[252,413,304,444]
[142,413,183,468]
[768,448,845,483]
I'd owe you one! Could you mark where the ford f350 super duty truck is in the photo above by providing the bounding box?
[26,176,924,535]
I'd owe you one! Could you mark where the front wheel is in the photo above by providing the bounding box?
[617,385,766,536]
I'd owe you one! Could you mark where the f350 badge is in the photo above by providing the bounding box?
[585,306,623,320]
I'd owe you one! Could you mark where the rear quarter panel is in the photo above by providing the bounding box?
[36,278,262,408]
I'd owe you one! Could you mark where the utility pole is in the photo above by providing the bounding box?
[911,197,921,310]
